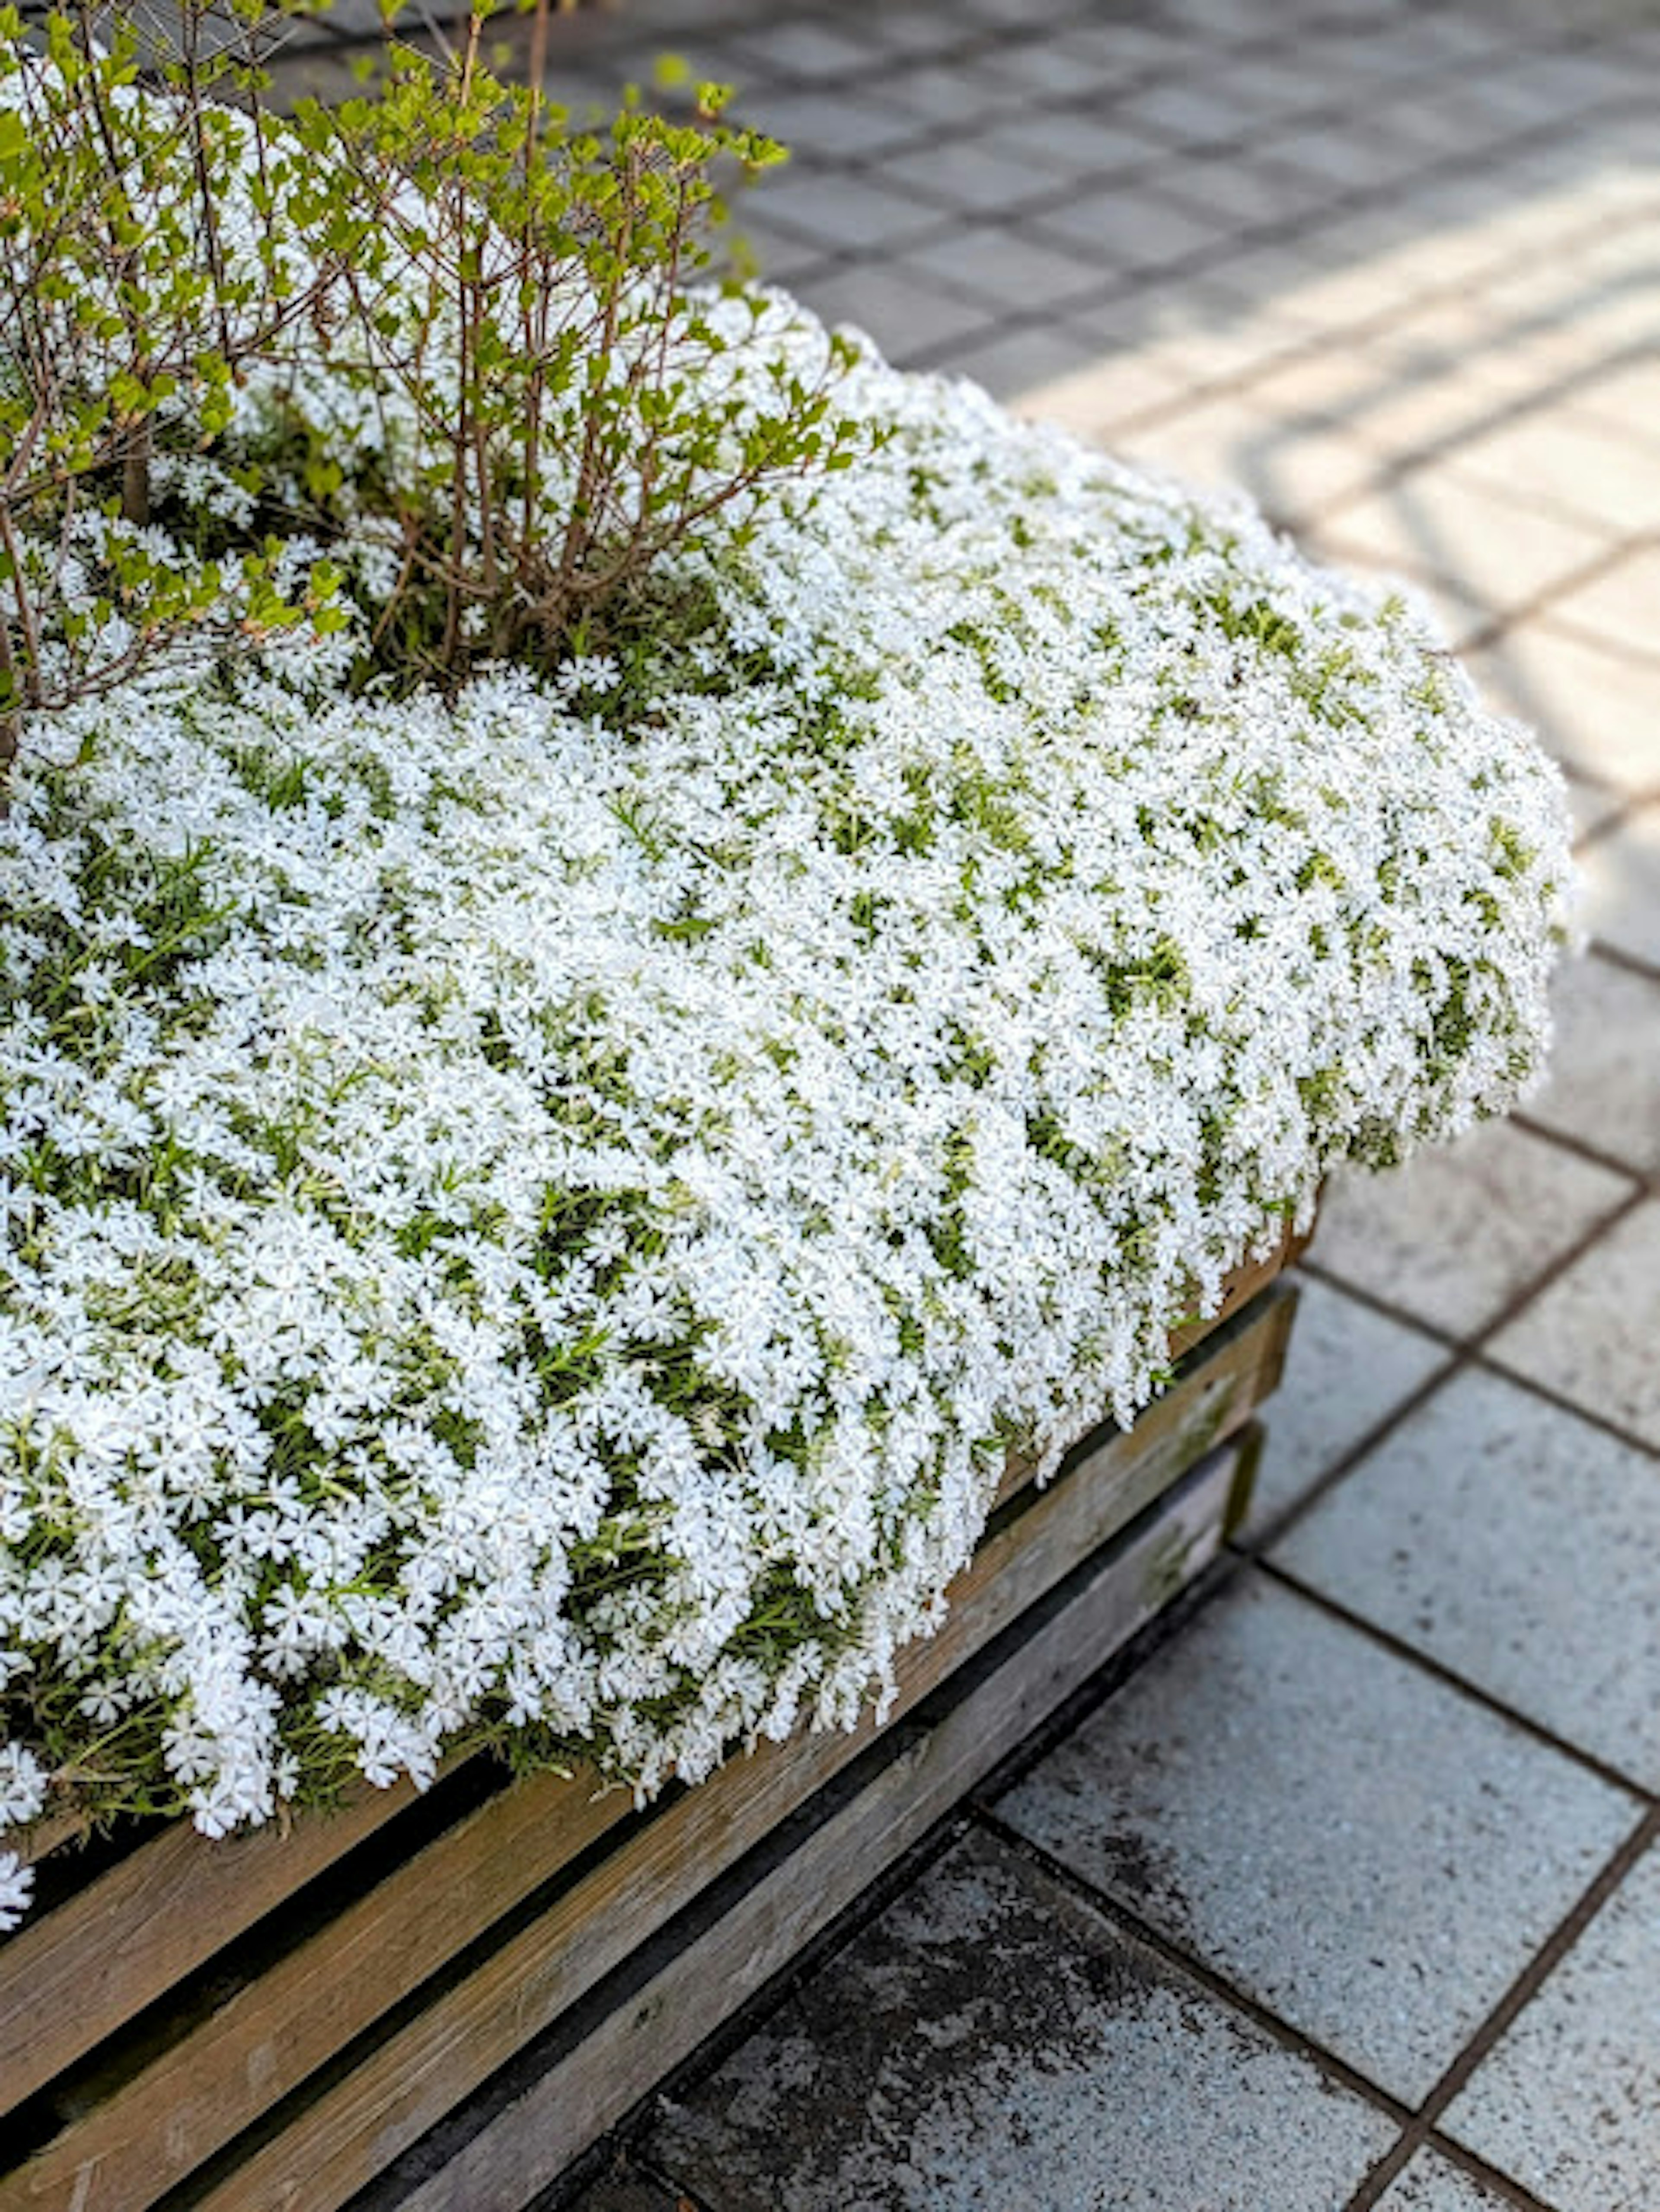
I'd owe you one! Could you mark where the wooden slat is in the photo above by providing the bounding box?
[1,1767,634,2212]
[0,1762,474,2119]
[177,1316,1286,2212]
[391,1438,1254,2212]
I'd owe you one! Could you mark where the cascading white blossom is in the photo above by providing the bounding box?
[0,273,1572,1929]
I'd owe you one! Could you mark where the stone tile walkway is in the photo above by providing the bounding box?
[296,0,1660,2204]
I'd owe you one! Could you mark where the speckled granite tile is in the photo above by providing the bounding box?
[1274,1366,1660,1785]
[1444,1843,1660,2212]
[1243,1274,1449,1532]
[645,1826,1395,2212]
[1309,1120,1633,1340]
[1489,1198,1660,1450]
[1375,2149,1526,2211]
[996,1575,1641,2104]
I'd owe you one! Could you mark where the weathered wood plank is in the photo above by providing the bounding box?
[0,1763,469,2121]
[175,1323,1283,2212]
[2,1767,634,2212]
[387,1438,1253,2212]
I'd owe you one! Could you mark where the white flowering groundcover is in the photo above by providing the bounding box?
[0,270,1574,1929]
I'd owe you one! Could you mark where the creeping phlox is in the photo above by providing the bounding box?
[0,283,1572,1927]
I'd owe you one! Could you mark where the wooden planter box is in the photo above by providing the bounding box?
[0,1242,1301,2212]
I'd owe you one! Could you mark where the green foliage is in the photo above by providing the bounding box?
[0,0,867,776]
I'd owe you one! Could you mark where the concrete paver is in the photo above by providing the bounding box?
[646,1826,1399,2212]
[1306,1119,1634,1340]
[1529,952,1660,1175]
[1463,627,1660,794]
[1310,468,1613,623]
[1443,1843,1660,2212]
[1542,545,1660,666]
[1276,1366,1660,1786]
[1578,803,1660,968]
[996,1574,1641,2105]
[1489,1199,1660,1453]
[1374,2151,1526,2212]
[1242,1273,1449,1532]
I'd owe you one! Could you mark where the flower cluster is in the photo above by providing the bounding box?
[0,271,1573,1926]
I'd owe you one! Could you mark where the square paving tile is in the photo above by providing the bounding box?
[1113,392,1385,528]
[1577,804,1660,970]
[1488,1197,1660,1452]
[1446,412,1660,537]
[893,224,1115,314]
[1569,357,1660,455]
[1244,1274,1449,1533]
[1461,627,1660,795]
[1528,952,1660,1176]
[1376,2148,1534,2210]
[1564,775,1631,848]
[646,1826,1398,2212]
[874,140,1069,218]
[995,1574,1641,2104]
[567,2172,683,2212]
[1312,468,1611,619]
[1443,1842,1660,2212]
[1030,183,1229,275]
[941,323,1112,403]
[735,87,922,163]
[1308,1120,1634,1341]
[1543,546,1660,667]
[755,171,952,255]
[794,262,998,363]
[1274,1366,1660,1786]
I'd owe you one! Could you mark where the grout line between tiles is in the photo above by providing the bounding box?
[1340,1805,1660,2212]
[1256,1558,1657,1807]
[971,1802,1424,2126]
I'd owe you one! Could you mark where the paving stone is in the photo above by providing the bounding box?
[1568,355,1660,454]
[1564,774,1632,846]
[1446,412,1660,536]
[970,111,1168,184]
[1030,182,1228,274]
[937,322,1111,404]
[1541,545,1660,667]
[1242,1274,1449,1533]
[646,1826,1398,2212]
[1312,468,1611,620]
[1017,345,1200,440]
[1460,627,1660,795]
[1488,1197,1660,1452]
[1374,2149,1522,2211]
[1443,1843,1660,2212]
[1275,1366,1660,1785]
[874,140,1064,218]
[1156,151,1334,232]
[1578,803,1660,968]
[793,262,997,363]
[1307,1119,1633,1340]
[726,18,882,84]
[1244,348,1530,469]
[1529,951,1660,1174]
[892,224,1114,314]
[565,2170,683,2212]
[1112,392,1385,527]
[874,57,1026,129]
[732,87,922,163]
[996,1573,1641,2104]
[754,171,952,255]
